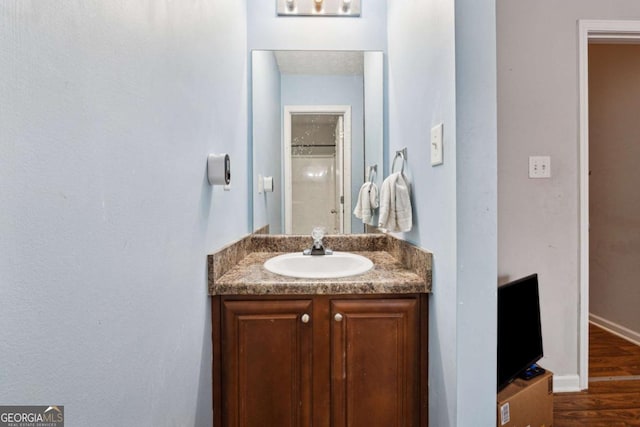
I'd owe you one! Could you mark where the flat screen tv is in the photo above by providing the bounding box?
[497,273,544,391]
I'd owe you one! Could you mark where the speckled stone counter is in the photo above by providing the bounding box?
[208,234,432,296]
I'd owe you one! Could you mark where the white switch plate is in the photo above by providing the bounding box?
[431,123,444,166]
[529,156,551,178]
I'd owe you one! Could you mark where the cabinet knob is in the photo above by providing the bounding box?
[334,313,343,322]
[301,313,310,324]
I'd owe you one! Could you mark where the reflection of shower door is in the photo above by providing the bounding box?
[284,106,352,235]
[291,154,337,233]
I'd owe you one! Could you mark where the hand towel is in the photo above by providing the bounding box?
[353,182,379,226]
[378,172,412,232]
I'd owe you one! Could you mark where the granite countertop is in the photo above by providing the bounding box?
[208,234,432,296]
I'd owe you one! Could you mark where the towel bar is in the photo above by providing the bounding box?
[392,148,407,174]
[368,164,377,183]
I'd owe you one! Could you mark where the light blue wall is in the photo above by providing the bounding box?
[455,0,497,425]
[0,1,247,426]
[387,0,496,425]
[387,0,458,424]
[281,74,365,233]
[252,51,282,233]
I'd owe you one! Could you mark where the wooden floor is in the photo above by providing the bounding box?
[554,323,640,426]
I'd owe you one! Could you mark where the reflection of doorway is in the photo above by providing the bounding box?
[284,105,351,235]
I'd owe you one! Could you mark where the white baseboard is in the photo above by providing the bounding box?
[589,313,640,346]
[552,374,581,393]
[553,315,640,394]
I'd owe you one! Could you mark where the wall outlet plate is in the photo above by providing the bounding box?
[529,156,551,178]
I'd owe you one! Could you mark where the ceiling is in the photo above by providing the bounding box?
[274,50,364,75]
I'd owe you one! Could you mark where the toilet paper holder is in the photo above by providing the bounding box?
[207,154,231,186]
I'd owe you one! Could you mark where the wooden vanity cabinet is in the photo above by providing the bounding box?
[212,294,429,427]
[330,298,420,427]
[220,299,313,427]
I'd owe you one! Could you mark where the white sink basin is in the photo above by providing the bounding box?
[264,252,373,279]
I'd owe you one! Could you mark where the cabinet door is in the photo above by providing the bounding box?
[222,299,313,427]
[330,298,419,427]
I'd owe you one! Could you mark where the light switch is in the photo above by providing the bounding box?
[431,123,443,166]
[529,156,551,178]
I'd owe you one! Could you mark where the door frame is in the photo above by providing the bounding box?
[283,105,352,234]
[578,19,640,390]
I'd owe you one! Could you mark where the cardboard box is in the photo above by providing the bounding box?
[497,370,553,427]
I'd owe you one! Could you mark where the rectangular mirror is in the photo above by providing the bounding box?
[252,50,383,235]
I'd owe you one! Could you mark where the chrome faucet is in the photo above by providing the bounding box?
[303,227,333,256]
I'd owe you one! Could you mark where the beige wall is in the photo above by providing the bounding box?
[498,0,640,384]
[589,44,640,337]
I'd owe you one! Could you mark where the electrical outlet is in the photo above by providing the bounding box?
[529,156,551,178]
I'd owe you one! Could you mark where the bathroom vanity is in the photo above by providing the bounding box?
[208,234,432,427]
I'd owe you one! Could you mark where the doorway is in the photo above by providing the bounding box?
[588,41,640,345]
[283,105,352,235]
[578,20,640,390]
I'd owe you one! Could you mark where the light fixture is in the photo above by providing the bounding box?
[276,0,360,16]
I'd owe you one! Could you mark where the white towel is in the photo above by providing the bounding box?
[353,182,379,226]
[378,172,412,232]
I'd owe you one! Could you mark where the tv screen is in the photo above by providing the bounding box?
[497,273,543,391]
